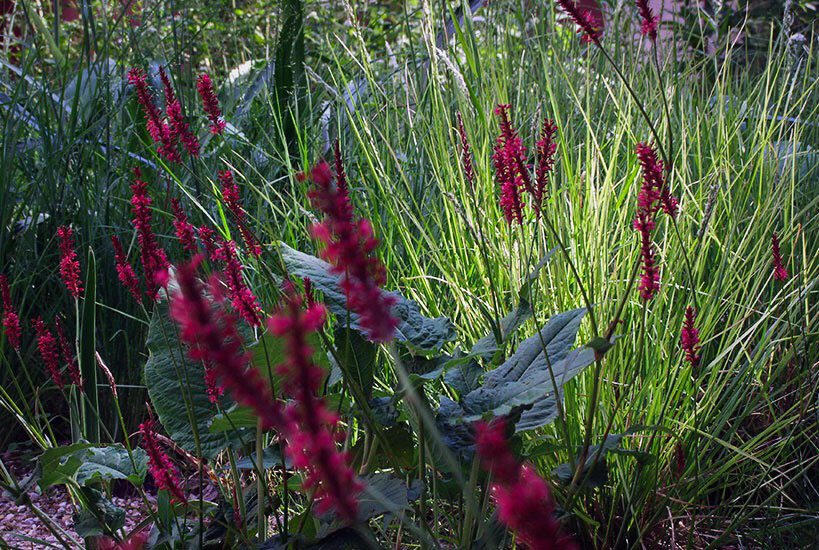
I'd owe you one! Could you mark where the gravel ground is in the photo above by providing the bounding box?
[0,452,153,550]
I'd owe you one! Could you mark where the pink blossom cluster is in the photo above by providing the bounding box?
[159,67,200,157]
[269,285,361,522]
[680,307,701,367]
[111,235,142,304]
[197,74,226,135]
[771,232,789,282]
[32,317,65,390]
[555,0,603,45]
[0,275,21,351]
[307,151,398,342]
[130,167,169,298]
[635,0,659,41]
[54,316,82,388]
[127,68,181,162]
[474,418,577,550]
[56,226,83,297]
[170,198,198,254]
[633,143,677,301]
[493,106,559,223]
[218,240,263,326]
[493,105,526,225]
[171,258,280,426]
[218,169,261,256]
[139,418,187,504]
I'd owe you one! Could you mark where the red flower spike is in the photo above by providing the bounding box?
[197,74,226,135]
[307,160,398,342]
[633,143,678,301]
[128,68,180,162]
[556,0,603,45]
[159,66,199,156]
[111,235,142,304]
[218,240,263,326]
[493,105,527,225]
[680,307,701,367]
[33,317,65,390]
[218,170,261,257]
[636,0,659,41]
[139,418,187,504]
[130,168,169,298]
[269,285,361,523]
[534,118,558,215]
[772,232,789,282]
[170,257,282,430]
[474,418,577,550]
[170,199,198,253]
[56,226,83,298]
[0,275,21,351]
[198,226,219,260]
[54,316,82,388]
[456,112,475,190]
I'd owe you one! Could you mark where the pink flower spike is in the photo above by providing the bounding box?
[32,317,65,390]
[111,235,142,304]
[493,105,527,225]
[556,0,603,45]
[128,67,180,162]
[270,285,361,523]
[680,307,701,367]
[139,418,187,504]
[170,257,282,430]
[56,226,83,298]
[218,170,261,257]
[534,118,558,215]
[474,418,578,550]
[218,240,263,326]
[130,168,169,299]
[197,74,226,135]
[635,0,659,41]
[54,316,82,388]
[772,232,789,282]
[171,199,198,253]
[307,158,398,342]
[0,275,22,351]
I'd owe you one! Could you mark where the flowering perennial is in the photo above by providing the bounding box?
[307,160,398,342]
[218,169,261,257]
[111,235,142,304]
[269,285,361,522]
[635,0,659,41]
[680,307,700,367]
[130,168,169,297]
[555,0,603,45]
[218,240,263,326]
[493,105,527,225]
[170,199,198,253]
[139,418,187,504]
[197,74,226,135]
[633,143,678,301]
[534,117,558,214]
[33,317,64,389]
[159,67,200,157]
[127,68,180,162]
[56,226,83,298]
[0,275,21,351]
[474,418,577,550]
[772,232,788,282]
[170,258,280,429]
[54,316,82,388]
[198,226,219,261]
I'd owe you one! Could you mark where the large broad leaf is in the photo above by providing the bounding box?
[74,445,148,486]
[278,243,456,352]
[144,298,242,459]
[73,487,125,538]
[461,308,604,432]
[334,327,377,400]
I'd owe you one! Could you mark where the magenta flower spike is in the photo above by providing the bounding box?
[0,275,21,351]
[772,232,789,282]
[56,226,83,298]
